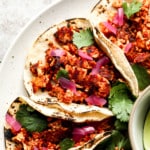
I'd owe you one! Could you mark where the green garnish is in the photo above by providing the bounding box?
[122,0,142,19]
[107,130,131,150]
[16,104,47,132]
[95,130,131,150]
[108,82,135,122]
[132,64,150,90]
[56,69,69,80]
[73,28,94,49]
[59,138,74,150]
[114,119,128,131]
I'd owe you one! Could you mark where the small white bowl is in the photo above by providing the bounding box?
[129,85,150,150]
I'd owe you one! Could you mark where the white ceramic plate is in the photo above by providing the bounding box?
[0,0,99,148]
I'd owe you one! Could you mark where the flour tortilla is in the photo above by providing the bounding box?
[4,96,112,150]
[24,18,138,112]
[89,0,139,97]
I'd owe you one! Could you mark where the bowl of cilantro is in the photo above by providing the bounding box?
[129,85,150,150]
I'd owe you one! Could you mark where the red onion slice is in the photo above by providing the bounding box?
[72,126,95,142]
[85,95,107,106]
[113,14,119,25]
[82,126,95,134]
[42,147,48,150]
[50,49,66,57]
[34,146,39,150]
[78,50,93,60]
[72,129,84,142]
[124,43,132,53]
[59,77,77,94]
[6,113,21,132]
[118,8,124,26]
[103,22,117,34]
[91,56,109,75]
[113,8,124,26]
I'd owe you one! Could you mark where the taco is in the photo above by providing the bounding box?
[90,0,150,90]
[24,18,138,112]
[4,96,114,150]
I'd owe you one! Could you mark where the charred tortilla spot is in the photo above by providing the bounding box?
[97,5,107,14]
[14,97,21,103]
[5,139,22,149]
[4,129,13,140]
[9,102,21,116]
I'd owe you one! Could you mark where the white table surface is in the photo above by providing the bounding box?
[0,0,58,64]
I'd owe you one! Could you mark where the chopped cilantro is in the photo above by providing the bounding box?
[56,69,69,80]
[122,0,142,19]
[59,138,74,150]
[73,28,94,49]
[16,104,47,132]
[132,64,150,90]
[108,82,135,122]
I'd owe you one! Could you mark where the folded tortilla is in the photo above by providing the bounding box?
[24,18,138,112]
[4,96,113,150]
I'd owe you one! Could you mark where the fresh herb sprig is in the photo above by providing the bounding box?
[59,138,74,150]
[122,0,142,19]
[132,64,150,90]
[56,69,69,80]
[108,82,135,122]
[16,104,47,132]
[73,28,94,49]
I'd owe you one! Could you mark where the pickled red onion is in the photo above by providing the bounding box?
[50,49,66,57]
[6,113,21,132]
[72,126,95,142]
[118,8,124,26]
[42,147,48,150]
[103,22,117,34]
[85,95,107,106]
[34,147,39,150]
[91,56,109,75]
[59,77,77,94]
[113,8,124,26]
[78,50,93,60]
[124,43,132,53]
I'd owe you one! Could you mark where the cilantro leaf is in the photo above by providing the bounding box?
[16,104,47,132]
[108,82,135,122]
[73,28,94,49]
[59,138,74,150]
[56,69,69,80]
[108,82,128,99]
[114,120,128,131]
[109,97,133,122]
[122,0,142,19]
[132,64,150,90]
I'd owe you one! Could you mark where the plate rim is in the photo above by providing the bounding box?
[0,0,99,148]
[0,0,62,73]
